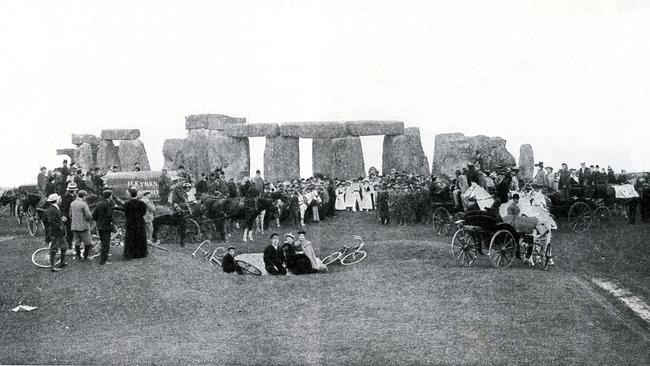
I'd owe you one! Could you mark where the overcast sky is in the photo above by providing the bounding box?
[1,0,649,187]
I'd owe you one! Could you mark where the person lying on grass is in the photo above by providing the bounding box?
[222,246,244,275]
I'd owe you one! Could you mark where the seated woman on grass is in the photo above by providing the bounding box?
[297,230,327,273]
[282,233,313,275]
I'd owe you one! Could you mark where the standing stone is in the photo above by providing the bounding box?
[96,140,120,172]
[182,133,211,179]
[206,135,250,181]
[162,139,185,170]
[382,128,430,176]
[331,136,365,180]
[73,143,95,172]
[118,139,151,171]
[264,136,300,182]
[312,138,335,177]
[431,133,516,178]
[518,144,535,183]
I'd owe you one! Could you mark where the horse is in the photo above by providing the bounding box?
[151,201,202,247]
[201,195,279,242]
[0,189,17,217]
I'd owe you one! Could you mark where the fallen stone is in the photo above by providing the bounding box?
[345,121,404,136]
[73,143,95,172]
[96,140,120,172]
[162,139,185,170]
[206,135,250,181]
[117,139,150,171]
[279,122,347,139]
[431,133,516,178]
[518,144,535,183]
[100,129,141,140]
[71,134,100,146]
[264,136,300,182]
[312,138,335,178]
[331,136,365,180]
[56,148,76,161]
[383,130,430,176]
[225,123,280,137]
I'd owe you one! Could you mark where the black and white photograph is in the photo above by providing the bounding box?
[1,1,649,365]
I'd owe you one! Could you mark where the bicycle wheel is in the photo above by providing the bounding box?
[27,217,39,236]
[321,251,343,266]
[235,259,262,276]
[340,250,367,265]
[32,247,59,268]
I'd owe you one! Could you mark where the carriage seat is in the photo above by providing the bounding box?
[502,215,539,234]
[462,210,502,231]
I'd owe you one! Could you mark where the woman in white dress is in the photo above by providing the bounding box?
[335,183,347,211]
[345,181,358,211]
[360,180,375,211]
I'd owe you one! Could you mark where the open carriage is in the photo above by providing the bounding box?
[451,204,555,269]
[431,186,465,235]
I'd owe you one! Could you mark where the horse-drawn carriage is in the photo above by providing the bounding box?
[451,208,555,269]
[431,186,465,235]
[546,183,639,232]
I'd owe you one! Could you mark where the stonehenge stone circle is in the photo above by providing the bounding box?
[432,132,516,178]
[100,129,141,140]
[331,136,365,180]
[207,135,250,180]
[185,114,246,130]
[225,123,280,138]
[264,136,300,182]
[518,144,535,183]
[162,139,185,170]
[345,121,404,136]
[382,127,430,176]
[118,139,150,171]
[71,134,100,146]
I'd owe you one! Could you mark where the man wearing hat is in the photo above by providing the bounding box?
[92,189,114,265]
[507,193,521,216]
[43,194,67,271]
[170,176,188,209]
[140,191,156,245]
[533,162,546,188]
[60,182,77,249]
[70,189,94,260]
[158,168,172,205]
[263,233,286,275]
[222,246,244,274]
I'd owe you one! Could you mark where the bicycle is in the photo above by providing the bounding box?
[322,236,367,266]
[192,240,262,275]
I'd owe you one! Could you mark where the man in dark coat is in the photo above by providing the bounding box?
[123,189,148,259]
[158,168,172,205]
[222,246,244,274]
[263,233,286,275]
[91,168,104,193]
[377,186,390,225]
[60,183,77,249]
[42,194,67,272]
[92,189,114,265]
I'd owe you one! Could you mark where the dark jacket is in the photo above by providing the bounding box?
[43,204,65,240]
[92,199,114,232]
[59,193,75,219]
[263,244,284,270]
[222,253,239,273]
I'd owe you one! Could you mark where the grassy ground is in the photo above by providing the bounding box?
[0,210,648,365]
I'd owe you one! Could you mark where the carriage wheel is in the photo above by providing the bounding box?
[185,219,201,244]
[451,229,477,266]
[235,259,262,276]
[543,242,553,270]
[488,230,516,268]
[433,207,452,236]
[341,250,367,265]
[568,202,592,232]
[593,206,611,226]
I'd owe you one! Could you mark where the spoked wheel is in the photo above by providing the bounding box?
[543,243,553,270]
[27,217,39,236]
[568,202,592,232]
[340,250,367,265]
[210,246,227,266]
[235,259,262,276]
[185,219,201,244]
[592,206,611,227]
[322,251,343,266]
[32,247,60,268]
[451,229,477,266]
[433,207,453,235]
[488,230,517,268]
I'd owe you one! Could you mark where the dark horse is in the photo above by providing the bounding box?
[1,189,18,218]
[151,202,203,247]
[201,195,279,242]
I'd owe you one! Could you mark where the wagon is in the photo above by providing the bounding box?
[450,210,554,269]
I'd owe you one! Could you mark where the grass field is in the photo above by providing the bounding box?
[0,210,648,365]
